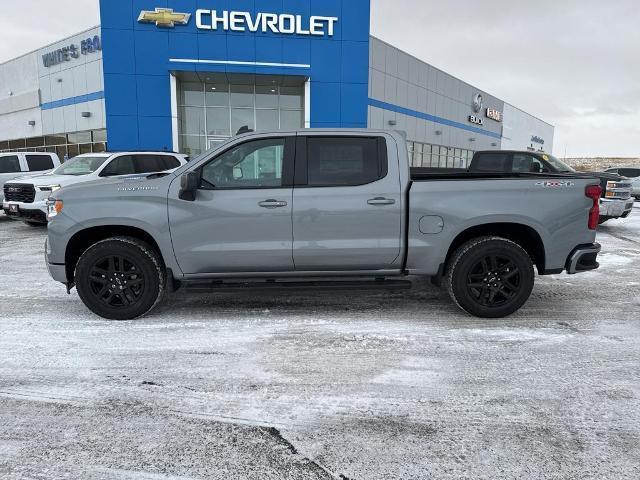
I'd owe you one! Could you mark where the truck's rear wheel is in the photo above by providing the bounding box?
[75,237,165,320]
[446,236,534,318]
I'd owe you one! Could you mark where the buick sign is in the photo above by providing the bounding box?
[472,93,484,113]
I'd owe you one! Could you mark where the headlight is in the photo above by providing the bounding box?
[39,184,62,192]
[46,199,63,219]
[606,181,617,190]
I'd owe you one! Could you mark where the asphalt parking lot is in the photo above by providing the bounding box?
[1,207,639,479]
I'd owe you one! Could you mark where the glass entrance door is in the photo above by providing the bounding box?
[176,72,306,157]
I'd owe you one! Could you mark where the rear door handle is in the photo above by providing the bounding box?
[259,199,288,209]
[367,197,396,206]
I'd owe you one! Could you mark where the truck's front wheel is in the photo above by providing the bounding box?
[446,236,534,318]
[75,237,166,320]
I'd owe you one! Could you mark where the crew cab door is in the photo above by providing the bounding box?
[0,154,26,197]
[168,135,295,275]
[292,134,402,271]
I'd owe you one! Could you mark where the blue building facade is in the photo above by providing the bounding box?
[100,0,371,152]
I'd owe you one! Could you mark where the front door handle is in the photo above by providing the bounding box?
[259,199,288,209]
[367,197,396,206]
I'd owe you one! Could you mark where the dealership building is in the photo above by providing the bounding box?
[0,0,554,168]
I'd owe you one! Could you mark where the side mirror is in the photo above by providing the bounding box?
[233,166,244,179]
[179,171,201,201]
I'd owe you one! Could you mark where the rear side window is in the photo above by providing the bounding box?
[159,155,181,170]
[133,155,178,174]
[470,153,510,172]
[100,156,136,176]
[26,154,55,172]
[0,155,21,173]
[305,137,386,187]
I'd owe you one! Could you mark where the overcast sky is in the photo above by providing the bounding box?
[1,0,638,157]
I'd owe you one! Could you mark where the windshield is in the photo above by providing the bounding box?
[53,156,110,176]
[542,154,575,173]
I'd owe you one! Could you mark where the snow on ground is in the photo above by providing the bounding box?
[1,206,639,479]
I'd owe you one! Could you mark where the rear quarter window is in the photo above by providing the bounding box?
[26,154,55,172]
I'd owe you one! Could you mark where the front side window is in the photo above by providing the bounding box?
[54,156,110,176]
[619,168,640,178]
[0,155,21,173]
[201,138,285,189]
[512,154,545,173]
[26,154,55,172]
[306,137,383,187]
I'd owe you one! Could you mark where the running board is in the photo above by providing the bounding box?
[183,278,413,293]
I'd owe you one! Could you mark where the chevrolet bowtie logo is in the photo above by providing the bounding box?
[138,8,191,28]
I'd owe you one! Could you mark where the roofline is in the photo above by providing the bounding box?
[369,34,555,129]
[0,25,100,67]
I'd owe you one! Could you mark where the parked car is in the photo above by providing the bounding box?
[0,153,61,221]
[45,130,602,321]
[460,151,633,224]
[3,151,188,225]
[632,178,640,201]
[605,167,640,201]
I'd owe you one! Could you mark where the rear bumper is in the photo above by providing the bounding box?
[566,243,601,274]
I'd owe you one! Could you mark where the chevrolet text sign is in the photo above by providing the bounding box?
[195,10,338,36]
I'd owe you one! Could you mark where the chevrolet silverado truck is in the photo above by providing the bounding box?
[469,151,634,223]
[45,130,602,321]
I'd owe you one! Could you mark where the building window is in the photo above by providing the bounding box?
[0,129,109,161]
[407,141,475,169]
[177,74,306,157]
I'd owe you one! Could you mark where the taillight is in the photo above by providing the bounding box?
[585,185,602,230]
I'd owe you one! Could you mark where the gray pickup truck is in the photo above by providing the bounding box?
[45,130,602,320]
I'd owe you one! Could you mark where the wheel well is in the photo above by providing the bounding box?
[443,223,546,275]
[65,226,163,283]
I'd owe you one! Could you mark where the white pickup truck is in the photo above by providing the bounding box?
[3,151,188,225]
[0,152,61,224]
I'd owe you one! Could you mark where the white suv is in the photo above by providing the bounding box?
[3,152,188,225]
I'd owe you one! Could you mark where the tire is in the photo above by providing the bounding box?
[26,221,46,227]
[75,237,166,320]
[446,236,535,318]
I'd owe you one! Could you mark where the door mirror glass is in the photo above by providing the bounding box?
[233,167,244,179]
[179,171,201,201]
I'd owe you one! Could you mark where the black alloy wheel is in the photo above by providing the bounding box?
[465,254,521,307]
[88,255,146,308]
[75,237,165,320]
[446,236,535,318]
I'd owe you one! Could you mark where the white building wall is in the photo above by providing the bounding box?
[501,103,555,153]
[0,26,105,143]
[0,53,41,139]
